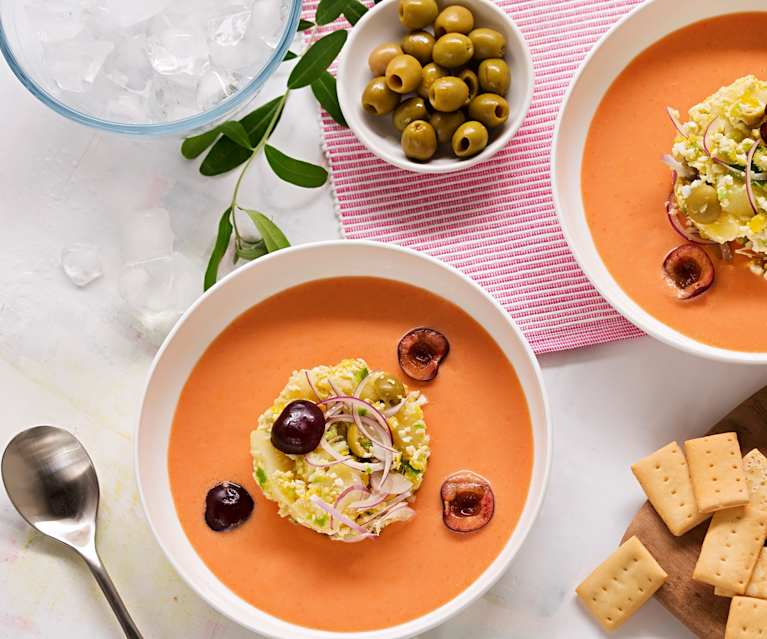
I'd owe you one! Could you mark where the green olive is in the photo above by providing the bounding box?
[429,76,469,112]
[347,422,372,459]
[417,62,447,98]
[361,76,401,115]
[457,68,479,104]
[434,5,475,36]
[398,0,438,30]
[468,93,509,128]
[393,96,429,132]
[430,110,466,144]
[385,54,423,94]
[685,183,722,224]
[478,58,510,95]
[360,372,406,405]
[401,120,438,161]
[469,27,506,60]
[368,42,403,76]
[432,33,474,69]
[451,120,488,158]
[722,184,755,219]
[401,31,435,65]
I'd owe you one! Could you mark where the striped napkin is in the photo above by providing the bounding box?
[306,0,644,354]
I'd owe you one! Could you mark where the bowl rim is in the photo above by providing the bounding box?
[0,0,301,136]
[135,239,552,638]
[550,0,767,365]
[336,0,535,174]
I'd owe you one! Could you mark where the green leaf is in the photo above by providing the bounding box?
[200,96,285,176]
[236,238,268,261]
[298,18,314,31]
[242,210,291,252]
[315,0,347,24]
[283,50,298,61]
[181,128,221,159]
[255,467,267,486]
[204,208,233,291]
[310,71,347,127]
[342,0,367,25]
[264,144,328,188]
[218,121,252,150]
[288,30,347,89]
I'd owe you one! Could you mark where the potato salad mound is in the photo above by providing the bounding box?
[250,358,430,542]
[667,75,767,275]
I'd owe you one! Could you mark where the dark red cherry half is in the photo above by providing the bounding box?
[397,328,450,381]
[441,470,495,533]
[271,400,326,455]
[205,482,254,532]
[663,244,714,300]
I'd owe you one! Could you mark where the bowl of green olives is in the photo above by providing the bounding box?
[337,0,533,172]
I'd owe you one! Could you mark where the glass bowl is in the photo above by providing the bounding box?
[0,0,301,136]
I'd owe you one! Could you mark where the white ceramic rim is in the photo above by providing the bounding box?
[336,0,534,174]
[135,239,551,639]
[551,0,767,365]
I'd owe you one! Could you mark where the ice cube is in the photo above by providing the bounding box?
[105,93,148,123]
[146,14,210,78]
[208,1,254,48]
[93,0,172,29]
[209,24,271,72]
[148,77,199,121]
[43,35,114,93]
[24,0,84,43]
[119,207,174,264]
[60,243,103,287]
[102,34,153,94]
[250,0,287,48]
[196,68,239,111]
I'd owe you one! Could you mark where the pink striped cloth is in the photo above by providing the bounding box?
[306,0,645,354]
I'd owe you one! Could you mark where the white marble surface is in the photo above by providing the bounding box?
[2,51,767,639]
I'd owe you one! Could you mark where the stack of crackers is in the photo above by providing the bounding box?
[576,433,767,637]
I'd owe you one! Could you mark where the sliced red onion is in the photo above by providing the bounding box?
[333,485,369,527]
[325,412,396,455]
[369,504,415,531]
[327,377,342,397]
[319,437,384,472]
[353,371,372,399]
[319,396,392,439]
[373,444,393,491]
[370,471,413,495]
[310,495,372,537]
[666,199,717,246]
[746,141,760,216]
[382,397,407,417]
[720,242,733,262]
[305,370,320,400]
[349,491,388,510]
[304,453,354,468]
[359,491,413,526]
[666,106,686,136]
[338,532,374,543]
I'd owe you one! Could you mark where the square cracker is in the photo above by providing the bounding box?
[632,441,710,536]
[725,596,767,638]
[685,433,749,513]
[715,549,767,599]
[576,536,667,632]
[693,505,767,594]
[743,449,767,512]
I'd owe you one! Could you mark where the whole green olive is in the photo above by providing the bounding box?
[401,120,438,161]
[393,96,429,132]
[385,54,423,94]
[468,93,509,128]
[685,183,722,224]
[401,31,435,65]
[360,372,406,405]
[398,0,438,30]
[346,422,372,458]
[430,110,466,144]
[432,33,474,69]
[368,42,403,76]
[417,62,447,98]
[451,120,488,158]
[434,5,475,36]
[457,68,479,104]
[478,58,510,95]
[361,76,401,116]
[469,27,506,60]
[428,76,469,112]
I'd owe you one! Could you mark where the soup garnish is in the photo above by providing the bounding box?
[397,327,450,381]
[271,400,326,455]
[441,470,494,532]
[663,244,715,299]
[204,482,255,532]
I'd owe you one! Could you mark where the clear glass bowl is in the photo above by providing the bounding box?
[0,0,301,136]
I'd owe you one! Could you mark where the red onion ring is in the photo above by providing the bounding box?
[666,106,686,136]
[359,491,413,526]
[310,496,372,537]
[746,141,760,216]
[319,438,384,472]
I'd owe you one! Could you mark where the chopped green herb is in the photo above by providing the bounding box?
[357,408,368,417]
[316,514,328,527]
[256,467,267,486]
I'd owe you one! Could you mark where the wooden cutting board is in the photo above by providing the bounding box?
[622,385,767,639]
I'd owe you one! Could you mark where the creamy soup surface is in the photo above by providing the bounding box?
[583,12,767,352]
[168,276,533,632]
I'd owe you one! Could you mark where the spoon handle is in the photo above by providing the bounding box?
[82,548,143,639]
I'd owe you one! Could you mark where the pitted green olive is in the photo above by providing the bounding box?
[361,76,400,115]
[385,54,423,94]
[368,42,403,76]
[478,58,510,95]
[347,422,373,459]
[432,33,474,69]
[401,31,435,65]
[401,120,438,161]
[360,372,407,405]
[430,110,466,144]
[417,62,447,98]
[468,93,509,128]
[434,5,475,36]
[686,183,722,224]
[393,97,429,132]
[468,27,506,60]
[398,0,438,29]
[429,76,469,112]
[451,120,488,158]
[457,68,479,104]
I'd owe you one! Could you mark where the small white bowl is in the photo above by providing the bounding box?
[337,0,534,173]
[136,240,551,639]
[552,0,767,365]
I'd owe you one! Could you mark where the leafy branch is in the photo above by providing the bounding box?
[183,0,369,290]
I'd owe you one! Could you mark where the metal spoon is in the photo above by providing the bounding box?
[2,425,143,639]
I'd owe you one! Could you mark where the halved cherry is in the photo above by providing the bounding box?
[397,328,450,381]
[441,470,495,533]
[663,244,715,300]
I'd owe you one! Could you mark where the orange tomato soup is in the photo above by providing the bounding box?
[168,276,533,632]
[582,12,767,352]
